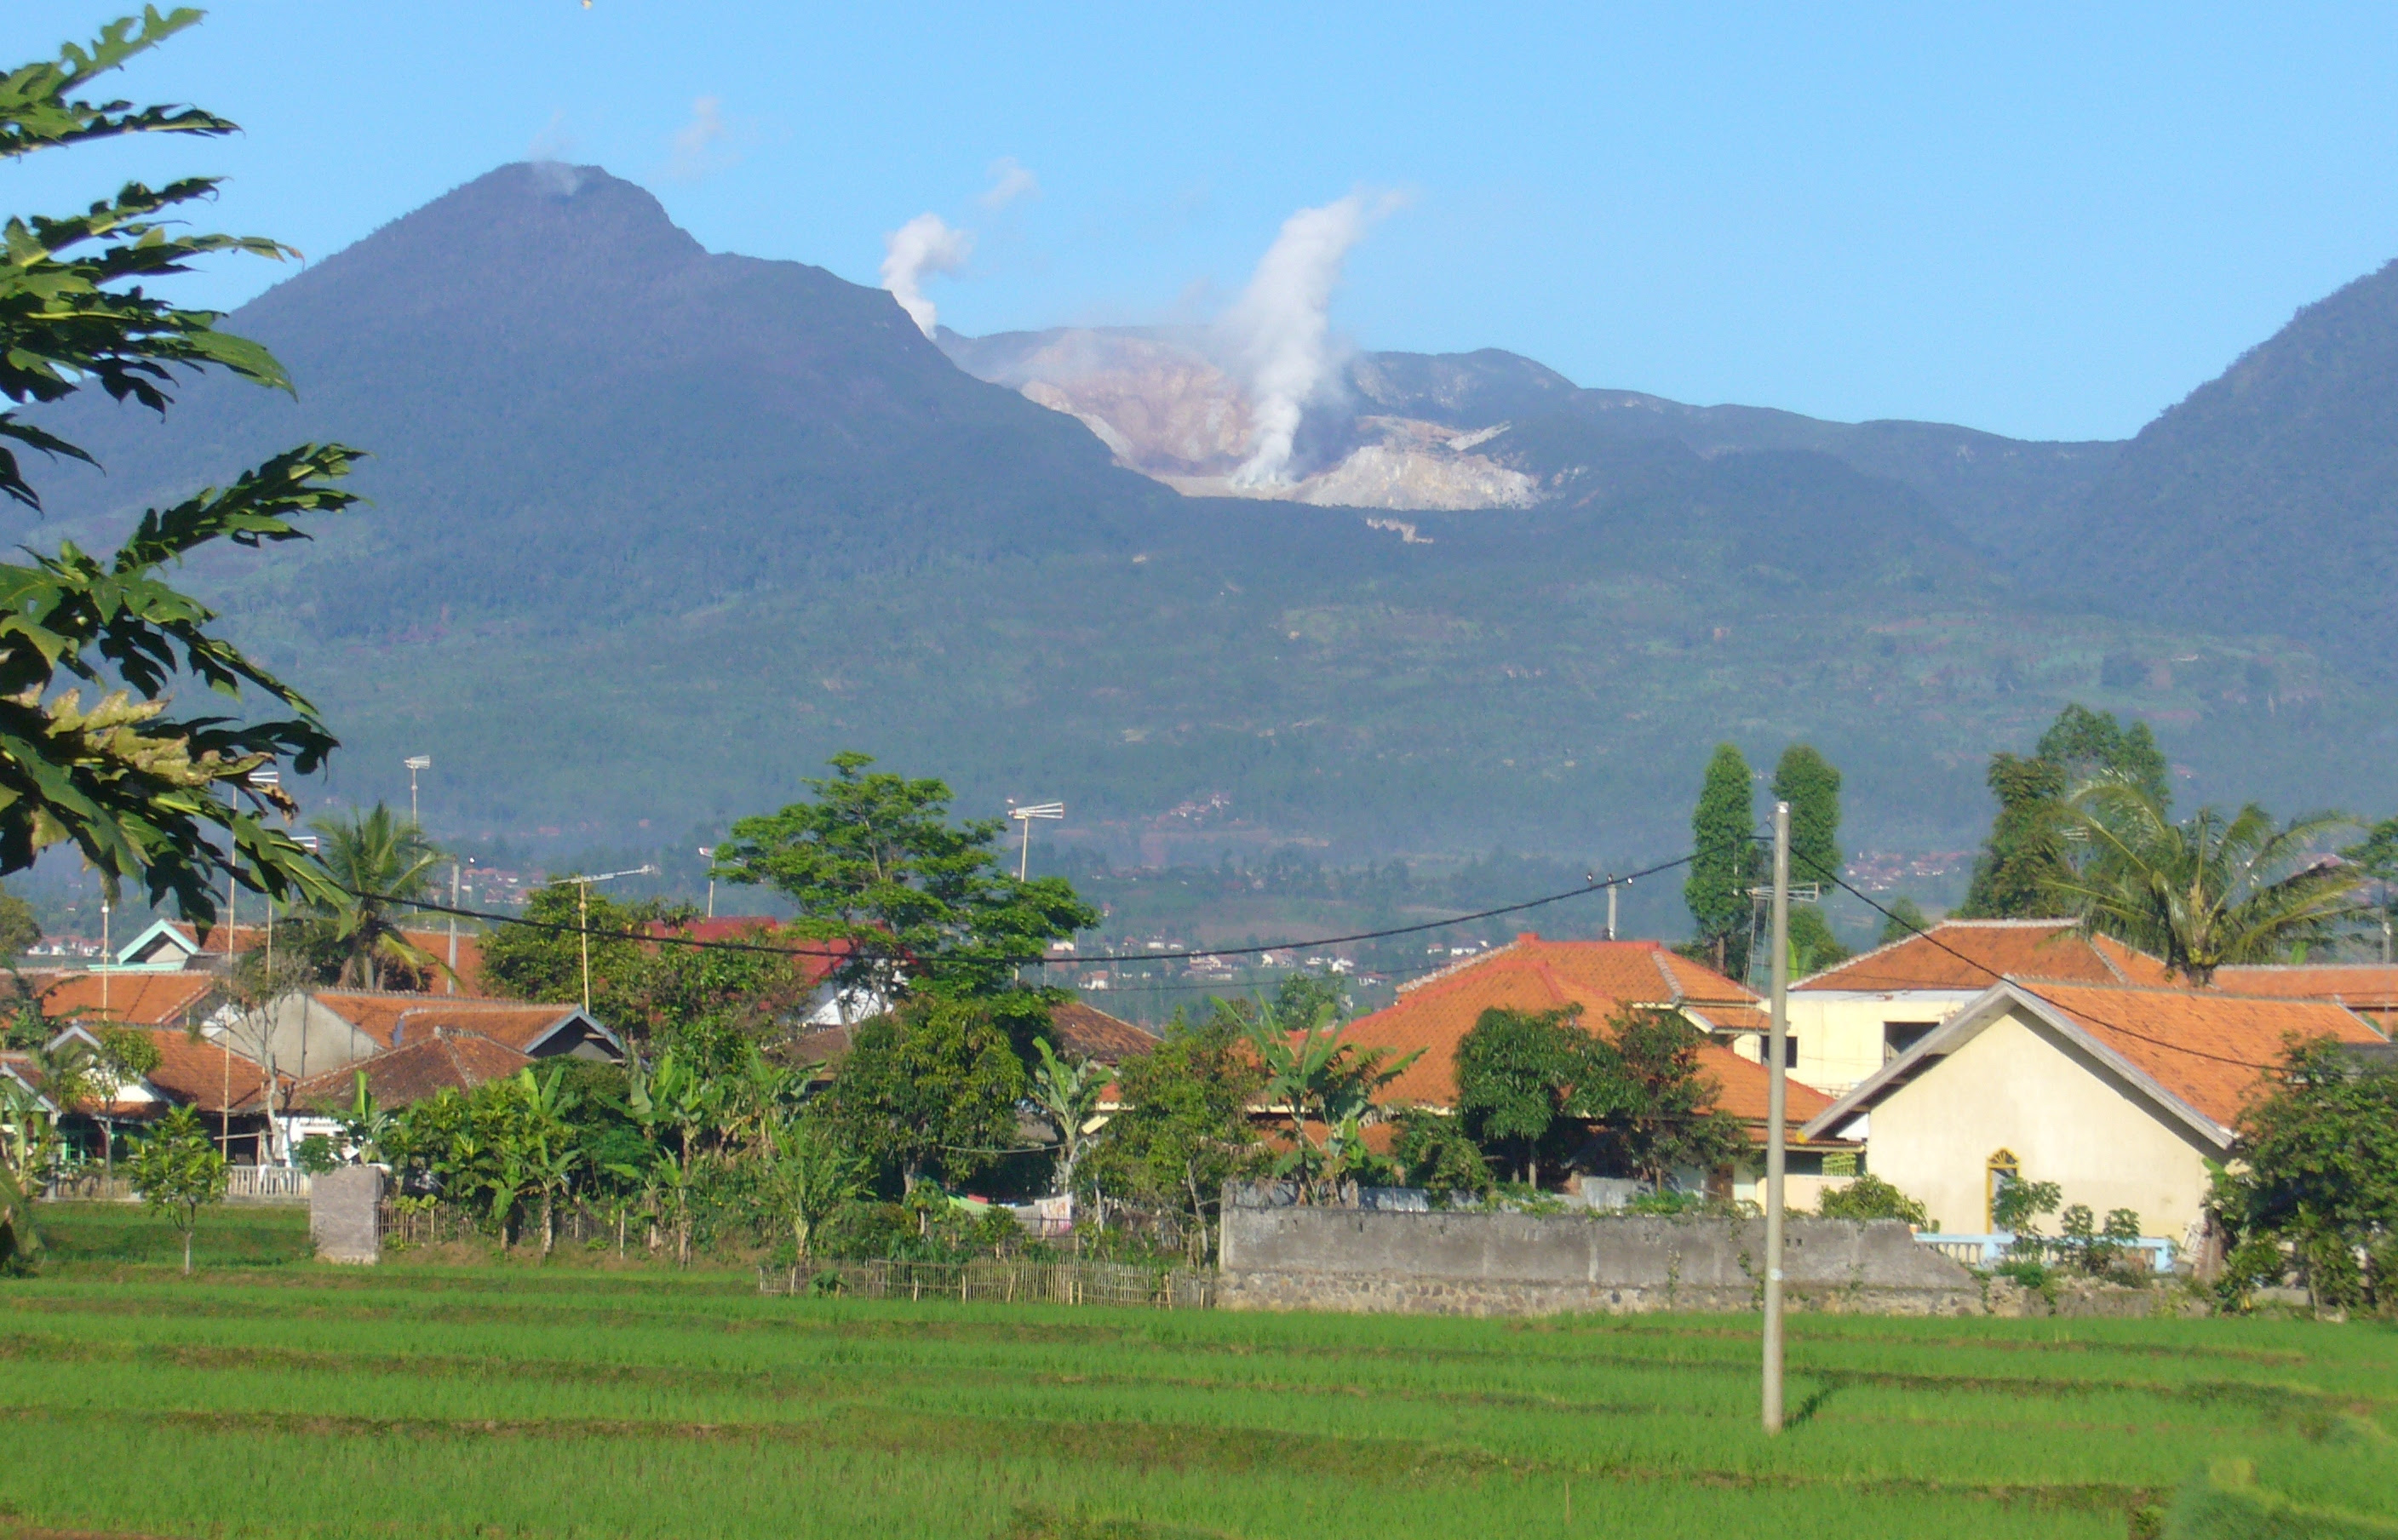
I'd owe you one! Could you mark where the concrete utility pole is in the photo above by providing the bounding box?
[447,862,461,995]
[1763,801,1791,1435]
[1606,882,1618,942]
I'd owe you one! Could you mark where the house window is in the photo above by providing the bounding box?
[1781,1034,1799,1069]
[1986,1148,2019,1232]
[1885,1022,1936,1062]
[1783,1151,1824,1177]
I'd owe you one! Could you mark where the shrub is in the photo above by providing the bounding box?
[293,1135,341,1176]
[1815,1173,1930,1228]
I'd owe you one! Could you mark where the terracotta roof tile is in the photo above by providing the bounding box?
[1340,936,1826,1127]
[308,993,606,1056]
[29,972,220,1029]
[2026,982,2388,1131]
[289,1031,534,1111]
[1046,1000,1158,1064]
[1797,919,2173,992]
[2211,964,2398,1012]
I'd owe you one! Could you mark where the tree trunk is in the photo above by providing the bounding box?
[541,1192,555,1259]
[182,1226,193,1276]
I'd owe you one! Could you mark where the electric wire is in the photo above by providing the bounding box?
[1766,839,2298,1073]
[347,853,1694,973]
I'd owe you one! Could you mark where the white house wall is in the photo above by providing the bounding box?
[1865,1005,2217,1239]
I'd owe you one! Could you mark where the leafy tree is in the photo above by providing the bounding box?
[480,882,644,1005]
[2216,1037,2398,1310]
[1816,1173,1929,1227]
[1081,1005,1267,1261]
[1029,1037,1104,1196]
[2342,816,2398,956]
[2053,782,2358,984]
[816,997,1026,1191]
[1452,1006,1613,1188]
[714,752,1097,1002]
[1958,753,2071,919]
[2038,704,2170,809]
[129,1102,227,1274]
[1877,896,1930,947]
[1960,704,2171,920]
[0,886,38,959]
[1581,1008,1746,1192]
[1992,1173,2062,1252]
[1390,1107,1493,1198]
[0,12,358,921]
[1240,995,1417,1193]
[298,804,443,989]
[1684,744,1756,975]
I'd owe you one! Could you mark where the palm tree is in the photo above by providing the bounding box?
[2051,780,2360,985]
[307,804,444,990]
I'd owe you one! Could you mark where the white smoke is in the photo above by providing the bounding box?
[1219,193,1383,485]
[665,95,730,181]
[979,157,1040,210]
[881,213,974,338]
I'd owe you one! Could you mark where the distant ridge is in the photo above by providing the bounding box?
[2058,259,2398,678]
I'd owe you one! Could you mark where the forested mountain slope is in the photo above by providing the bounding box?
[9,163,2389,865]
[2056,259,2398,680]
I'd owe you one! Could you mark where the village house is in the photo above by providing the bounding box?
[1802,978,2389,1249]
[42,1021,283,1165]
[286,1028,536,1121]
[1778,919,2175,1094]
[1337,933,1850,1205]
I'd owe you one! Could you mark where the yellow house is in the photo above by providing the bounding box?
[1800,979,2388,1247]
[1756,919,2175,1095]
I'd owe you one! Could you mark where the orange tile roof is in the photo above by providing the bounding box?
[640,919,851,989]
[1046,1000,1158,1063]
[60,1026,278,1116]
[308,992,600,1055]
[1341,935,1827,1128]
[2022,982,2386,1131]
[1798,919,2174,992]
[289,1030,533,1112]
[2211,964,2398,1012]
[31,971,220,1029]
[394,930,493,995]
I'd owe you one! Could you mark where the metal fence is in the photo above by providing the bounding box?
[760,1257,1216,1309]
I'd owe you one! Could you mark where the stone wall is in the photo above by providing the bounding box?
[1218,1205,1981,1317]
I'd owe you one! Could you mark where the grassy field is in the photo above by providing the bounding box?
[0,1205,2387,1539]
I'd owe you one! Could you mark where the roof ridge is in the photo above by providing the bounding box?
[1394,937,1523,996]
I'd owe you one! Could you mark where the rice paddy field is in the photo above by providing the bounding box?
[0,1205,2388,1539]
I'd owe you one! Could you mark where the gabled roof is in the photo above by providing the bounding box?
[25,970,221,1029]
[1802,978,2390,1148]
[1795,919,2175,993]
[0,1052,59,1113]
[49,1023,275,1116]
[640,919,850,989]
[307,992,620,1058]
[1045,1000,1158,1064]
[289,1030,534,1112]
[1340,934,1827,1127]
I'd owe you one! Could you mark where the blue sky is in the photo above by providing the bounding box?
[10,3,2398,440]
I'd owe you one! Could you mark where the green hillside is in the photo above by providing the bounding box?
[15,163,2394,873]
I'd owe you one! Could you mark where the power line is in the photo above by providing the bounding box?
[1769,842,2288,1073]
[347,853,1693,974]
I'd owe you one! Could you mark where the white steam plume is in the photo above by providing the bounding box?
[979,157,1039,210]
[666,95,730,181]
[881,213,973,338]
[1220,193,1382,485]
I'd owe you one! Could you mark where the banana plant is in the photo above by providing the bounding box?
[1029,1037,1105,1197]
[1242,997,1419,1197]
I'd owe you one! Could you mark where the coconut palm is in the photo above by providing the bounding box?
[307,804,444,989]
[2051,780,2360,985]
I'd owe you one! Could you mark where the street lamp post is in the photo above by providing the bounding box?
[697,847,716,919]
[403,755,431,827]
[1008,802,1064,881]
[560,866,658,1012]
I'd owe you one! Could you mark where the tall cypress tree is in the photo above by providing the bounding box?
[1771,745,1850,975]
[1684,743,1755,973]
[1770,745,1842,887]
